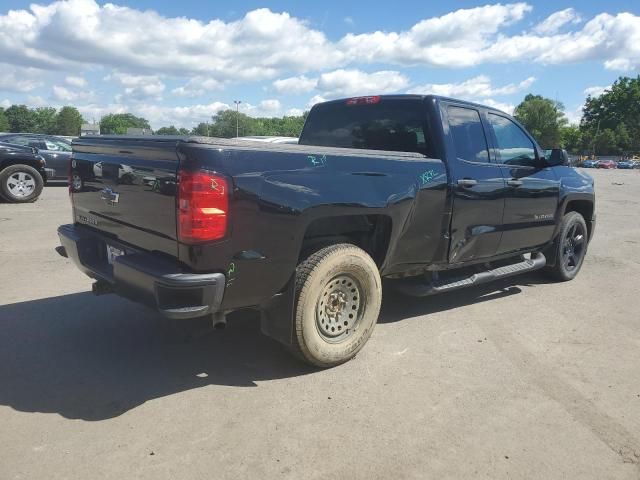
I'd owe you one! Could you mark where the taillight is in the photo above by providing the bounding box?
[346,96,381,106]
[177,170,229,244]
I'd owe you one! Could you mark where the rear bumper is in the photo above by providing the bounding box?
[57,224,225,319]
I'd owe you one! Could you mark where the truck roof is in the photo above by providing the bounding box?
[311,94,509,114]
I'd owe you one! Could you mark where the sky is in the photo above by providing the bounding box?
[0,0,638,129]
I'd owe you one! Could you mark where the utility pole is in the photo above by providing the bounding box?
[234,100,242,138]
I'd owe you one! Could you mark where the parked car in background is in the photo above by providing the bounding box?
[617,159,639,169]
[0,142,47,203]
[597,159,617,169]
[581,159,599,168]
[0,133,71,181]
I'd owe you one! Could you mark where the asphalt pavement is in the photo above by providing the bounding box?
[1,170,639,479]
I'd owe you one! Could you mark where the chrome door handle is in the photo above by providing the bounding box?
[507,179,523,187]
[457,178,478,187]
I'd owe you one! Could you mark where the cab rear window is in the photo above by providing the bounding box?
[299,99,432,156]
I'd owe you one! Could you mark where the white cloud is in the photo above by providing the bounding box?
[0,2,340,80]
[65,75,87,87]
[26,95,48,107]
[77,100,231,129]
[259,99,281,112]
[0,2,639,83]
[338,3,532,68]
[583,85,610,97]
[534,8,582,35]
[307,95,327,108]
[286,108,304,116]
[1,99,10,108]
[52,85,94,102]
[273,75,317,94]
[408,75,535,98]
[172,77,223,97]
[565,105,583,125]
[316,69,409,98]
[0,64,43,92]
[273,70,409,98]
[480,99,515,114]
[107,73,165,101]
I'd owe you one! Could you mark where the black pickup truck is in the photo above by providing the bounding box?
[57,95,595,367]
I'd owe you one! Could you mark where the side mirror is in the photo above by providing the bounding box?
[546,148,569,167]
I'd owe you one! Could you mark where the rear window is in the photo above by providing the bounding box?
[299,99,432,155]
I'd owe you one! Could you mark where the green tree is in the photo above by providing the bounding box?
[4,105,36,133]
[559,125,582,153]
[205,110,307,138]
[614,123,631,153]
[210,110,253,138]
[594,129,617,156]
[100,113,150,134]
[581,76,640,153]
[33,107,58,134]
[55,106,83,136]
[514,94,568,148]
[191,123,211,136]
[155,125,180,135]
[155,126,191,135]
[0,108,9,132]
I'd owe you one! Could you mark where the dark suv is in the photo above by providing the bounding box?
[0,134,71,182]
[0,142,48,202]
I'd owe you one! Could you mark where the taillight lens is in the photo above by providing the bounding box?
[177,170,229,244]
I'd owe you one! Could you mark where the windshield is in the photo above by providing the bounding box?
[300,98,432,156]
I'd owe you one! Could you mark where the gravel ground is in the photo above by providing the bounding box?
[0,169,639,480]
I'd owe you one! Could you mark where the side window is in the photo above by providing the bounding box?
[488,114,536,167]
[44,140,71,151]
[447,106,489,163]
[6,136,31,146]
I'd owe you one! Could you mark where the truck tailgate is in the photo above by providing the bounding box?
[71,137,180,257]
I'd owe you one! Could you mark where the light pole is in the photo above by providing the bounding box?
[233,100,242,137]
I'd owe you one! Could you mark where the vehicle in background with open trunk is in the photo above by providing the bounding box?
[57,95,596,367]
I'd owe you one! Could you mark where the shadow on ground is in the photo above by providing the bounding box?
[0,273,550,421]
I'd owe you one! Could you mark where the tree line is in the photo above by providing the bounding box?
[0,105,84,136]
[0,104,307,138]
[514,75,640,155]
[1,75,637,155]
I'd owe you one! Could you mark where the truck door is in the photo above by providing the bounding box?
[445,105,506,263]
[486,113,560,254]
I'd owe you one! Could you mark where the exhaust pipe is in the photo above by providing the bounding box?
[92,281,114,296]
[212,312,227,330]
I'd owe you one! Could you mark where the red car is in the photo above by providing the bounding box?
[597,159,617,169]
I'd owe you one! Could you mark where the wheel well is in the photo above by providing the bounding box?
[565,200,594,237]
[0,159,41,172]
[300,214,392,266]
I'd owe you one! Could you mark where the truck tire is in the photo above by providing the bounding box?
[291,244,382,368]
[0,164,44,203]
[544,211,588,281]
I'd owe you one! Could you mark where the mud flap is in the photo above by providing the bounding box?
[260,273,296,346]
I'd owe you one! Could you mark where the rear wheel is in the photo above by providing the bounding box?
[291,244,381,368]
[544,211,588,281]
[0,165,44,203]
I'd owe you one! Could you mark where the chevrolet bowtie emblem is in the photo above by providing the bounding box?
[100,187,120,205]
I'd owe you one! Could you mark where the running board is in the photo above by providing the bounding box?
[393,253,546,297]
